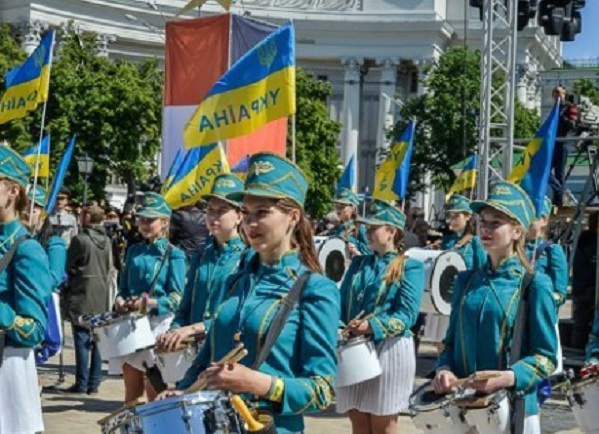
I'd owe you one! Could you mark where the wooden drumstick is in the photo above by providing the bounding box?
[341,310,366,335]
[184,344,247,393]
[426,372,502,392]
[231,395,264,432]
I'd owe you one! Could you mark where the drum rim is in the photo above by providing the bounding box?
[337,335,372,348]
[94,312,149,328]
[409,381,449,412]
[430,250,466,316]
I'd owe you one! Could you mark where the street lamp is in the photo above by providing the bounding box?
[77,154,94,204]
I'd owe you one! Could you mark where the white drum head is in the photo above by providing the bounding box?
[314,236,347,283]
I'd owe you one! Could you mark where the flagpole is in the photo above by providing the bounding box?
[29,31,56,229]
[291,114,296,163]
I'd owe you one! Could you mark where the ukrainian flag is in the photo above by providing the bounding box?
[184,22,296,148]
[446,154,477,200]
[373,120,416,202]
[508,101,560,217]
[336,154,356,194]
[164,143,230,209]
[46,136,76,214]
[23,135,51,178]
[161,148,184,194]
[231,155,250,181]
[0,31,55,125]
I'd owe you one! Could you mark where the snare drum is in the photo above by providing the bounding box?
[336,336,382,388]
[120,391,243,434]
[453,388,510,434]
[567,376,599,434]
[409,381,470,434]
[314,236,347,284]
[405,249,466,315]
[155,342,200,384]
[93,313,155,359]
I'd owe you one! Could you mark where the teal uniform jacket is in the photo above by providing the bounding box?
[437,256,558,415]
[178,251,340,434]
[172,236,247,330]
[441,232,487,270]
[340,253,425,344]
[118,237,186,316]
[0,219,52,348]
[525,239,568,307]
[586,315,599,362]
[331,221,371,255]
[44,235,67,291]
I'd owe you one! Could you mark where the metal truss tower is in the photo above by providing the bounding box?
[477,0,518,200]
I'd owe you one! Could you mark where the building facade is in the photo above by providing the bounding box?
[1,0,563,215]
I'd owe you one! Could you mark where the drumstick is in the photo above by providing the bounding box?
[425,372,502,392]
[184,344,246,393]
[341,311,366,335]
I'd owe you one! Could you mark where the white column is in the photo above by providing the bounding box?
[95,34,117,58]
[341,57,363,180]
[516,64,530,107]
[21,21,43,55]
[375,58,399,166]
[414,57,436,97]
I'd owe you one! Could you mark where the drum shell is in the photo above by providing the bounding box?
[314,236,347,284]
[456,390,510,434]
[405,249,466,316]
[568,377,599,434]
[94,314,155,359]
[409,381,471,434]
[155,344,199,384]
[336,336,382,388]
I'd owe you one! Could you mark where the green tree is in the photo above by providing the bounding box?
[0,24,163,202]
[574,78,599,106]
[289,69,342,219]
[396,46,540,193]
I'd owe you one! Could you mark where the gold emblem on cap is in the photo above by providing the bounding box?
[216,179,236,188]
[248,161,275,177]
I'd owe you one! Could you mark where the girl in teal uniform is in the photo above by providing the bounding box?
[159,153,341,434]
[332,188,371,256]
[26,185,67,365]
[433,181,558,433]
[442,194,486,270]
[159,174,247,351]
[337,199,424,434]
[115,192,186,404]
[526,196,567,374]
[0,147,52,434]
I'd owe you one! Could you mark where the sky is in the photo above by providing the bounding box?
[562,1,599,60]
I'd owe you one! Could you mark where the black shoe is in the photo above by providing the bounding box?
[59,384,86,394]
[87,388,99,395]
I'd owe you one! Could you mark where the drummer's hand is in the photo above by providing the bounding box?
[348,319,372,336]
[114,297,128,314]
[433,369,458,394]
[346,243,360,258]
[159,326,196,352]
[156,389,184,401]
[469,370,515,394]
[204,363,272,396]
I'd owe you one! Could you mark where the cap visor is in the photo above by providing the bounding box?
[201,194,241,208]
[470,201,526,227]
[136,210,169,219]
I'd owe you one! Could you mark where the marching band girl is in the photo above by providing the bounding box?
[159,174,247,351]
[433,181,558,433]
[0,147,52,434]
[114,192,186,404]
[337,198,424,434]
[159,153,340,434]
[332,188,371,257]
[442,194,487,270]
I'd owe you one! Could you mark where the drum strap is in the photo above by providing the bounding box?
[508,272,534,434]
[147,244,173,297]
[251,272,312,370]
[454,233,473,249]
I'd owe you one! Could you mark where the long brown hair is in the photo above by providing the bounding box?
[514,234,534,273]
[384,228,407,285]
[276,198,323,273]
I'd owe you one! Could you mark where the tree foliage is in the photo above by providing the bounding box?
[0,23,163,202]
[289,69,341,219]
[573,78,599,106]
[396,46,540,193]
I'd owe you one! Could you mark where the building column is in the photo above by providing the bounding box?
[341,57,364,181]
[516,64,531,107]
[375,58,399,166]
[21,21,44,55]
[414,57,436,97]
[95,34,117,58]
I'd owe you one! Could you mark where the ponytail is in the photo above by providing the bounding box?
[511,221,534,273]
[384,228,406,285]
[276,198,323,274]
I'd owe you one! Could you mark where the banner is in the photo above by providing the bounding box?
[46,136,76,214]
[446,154,477,200]
[23,135,50,178]
[336,154,356,194]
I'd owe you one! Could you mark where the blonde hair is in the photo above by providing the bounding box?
[510,219,533,274]
[384,228,407,285]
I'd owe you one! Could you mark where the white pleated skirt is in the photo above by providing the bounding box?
[0,347,44,434]
[336,335,415,416]
[120,313,174,372]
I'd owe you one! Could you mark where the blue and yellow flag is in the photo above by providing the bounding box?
[184,22,296,148]
[508,102,560,217]
[23,135,51,178]
[0,31,55,125]
[336,154,356,194]
[164,143,230,209]
[373,120,416,202]
[46,136,76,214]
[231,155,250,181]
[161,148,184,194]
[446,154,477,200]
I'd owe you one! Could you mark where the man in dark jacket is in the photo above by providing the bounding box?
[62,204,112,394]
[169,203,209,259]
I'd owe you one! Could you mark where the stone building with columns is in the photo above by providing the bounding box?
[1,0,562,214]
